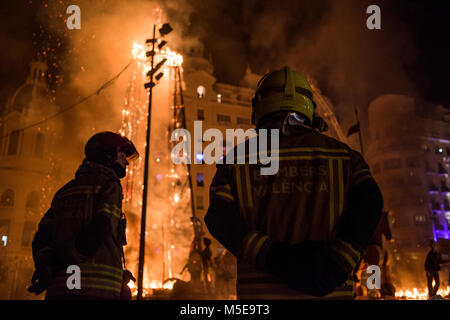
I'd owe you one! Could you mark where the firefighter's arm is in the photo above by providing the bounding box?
[330,155,383,278]
[29,206,58,294]
[32,206,58,274]
[204,164,251,258]
[75,181,121,257]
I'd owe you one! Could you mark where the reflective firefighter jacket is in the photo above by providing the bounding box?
[205,123,383,299]
[32,161,127,299]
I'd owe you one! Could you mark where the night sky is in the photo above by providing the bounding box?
[1,0,449,117]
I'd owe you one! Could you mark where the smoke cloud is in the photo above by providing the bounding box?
[185,0,418,140]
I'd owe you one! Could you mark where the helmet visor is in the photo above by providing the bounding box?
[121,146,139,161]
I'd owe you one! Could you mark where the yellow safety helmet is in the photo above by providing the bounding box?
[251,66,316,126]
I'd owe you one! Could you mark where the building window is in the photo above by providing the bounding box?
[441,180,450,192]
[8,130,20,155]
[196,195,204,210]
[26,191,40,210]
[444,198,450,211]
[0,219,10,248]
[406,156,420,168]
[429,180,439,191]
[431,198,441,210]
[438,163,448,174]
[197,109,205,120]
[418,197,425,206]
[197,86,205,99]
[34,133,45,158]
[217,114,231,123]
[388,196,400,207]
[1,189,14,207]
[372,163,381,175]
[21,221,36,247]
[383,158,401,170]
[391,176,405,187]
[197,173,204,187]
[436,146,444,154]
[407,174,422,186]
[414,215,427,224]
[237,117,250,125]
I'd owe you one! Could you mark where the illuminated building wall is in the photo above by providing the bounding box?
[366,94,450,287]
[0,61,61,299]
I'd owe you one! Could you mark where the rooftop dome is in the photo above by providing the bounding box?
[4,60,51,115]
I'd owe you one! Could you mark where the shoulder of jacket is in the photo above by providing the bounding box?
[299,130,354,152]
[53,179,78,198]
[98,175,122,195]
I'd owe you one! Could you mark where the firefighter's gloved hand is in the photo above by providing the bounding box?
[265,240,348,297]
[28,268,51,295]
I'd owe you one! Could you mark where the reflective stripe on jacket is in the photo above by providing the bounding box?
[46,263,123,299]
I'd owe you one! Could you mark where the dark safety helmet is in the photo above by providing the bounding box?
[252,66,317,127]
[84,131,139,165]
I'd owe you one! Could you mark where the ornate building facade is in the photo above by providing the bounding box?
[0,61,61,299]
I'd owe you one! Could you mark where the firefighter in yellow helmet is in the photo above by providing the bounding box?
[28,132,138,299]
[204,67,383,299]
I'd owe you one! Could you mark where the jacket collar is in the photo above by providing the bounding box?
[75,160,120,182]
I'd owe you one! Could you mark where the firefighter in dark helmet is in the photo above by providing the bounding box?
[204,67,383,299]
[28,131,138,300]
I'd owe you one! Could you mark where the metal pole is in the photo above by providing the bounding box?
[176,66,197,220]
[137,24,156,300]
[176,66,201,253]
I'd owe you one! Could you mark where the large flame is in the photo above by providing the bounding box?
[395,286,450,300]
[132,42,183,67]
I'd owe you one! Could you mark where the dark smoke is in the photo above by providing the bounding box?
[181,0,449,138]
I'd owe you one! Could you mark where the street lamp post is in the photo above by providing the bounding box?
[137,23,172,300]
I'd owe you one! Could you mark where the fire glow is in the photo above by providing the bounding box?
[132,42,183,67]
[395,286,450,300]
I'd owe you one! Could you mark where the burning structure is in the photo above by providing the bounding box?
[118,40,192,296]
